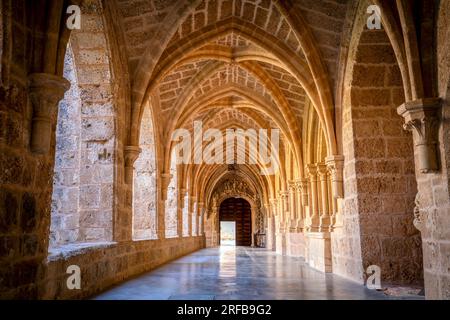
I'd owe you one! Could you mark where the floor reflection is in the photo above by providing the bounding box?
[93,247,420,300]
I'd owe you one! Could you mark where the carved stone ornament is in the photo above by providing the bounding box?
[325,155,344,198]
[123,146,141,184]
[397,98,442,173]
[208,178,256,212]
[413,193,424,232]
[28,73,70,154]
[160,172,173,201]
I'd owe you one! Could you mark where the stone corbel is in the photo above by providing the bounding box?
[397,98,442,173]
[325,155,344,198]
[123,146,141,184]
[160,173,173,201]
[28,73,70,154]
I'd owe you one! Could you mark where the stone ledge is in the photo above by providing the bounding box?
[47,242,117,262]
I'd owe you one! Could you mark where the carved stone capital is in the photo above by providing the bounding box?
[188,196,196,212]
[123,146,141,184]
[288,180,296,192]
[269,198,278,207]
[325,155,345,198]
[397,98,441,173]
[295,178,309,206]
[28,73,70,154]
[278,190,289,199]
[124,146,141,167]
[306,164,318,181]
[160,173,173,201]
[179,188,187,208]
[317,163,329,181]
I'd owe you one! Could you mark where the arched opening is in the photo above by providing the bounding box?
[50,44,82,246]
[49,5,116,250]
[219,198,252,246]
[133,105,157,240]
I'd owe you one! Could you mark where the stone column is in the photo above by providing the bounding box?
[288,181,297,230]
[198,202,205,236]
[263,202,270,247]
[397,98,441,173]
[212,206,219,246]
[327,173,336,228]
[251,205,257,247]
[278,191,289,230]
[28,73,70,154]
[268,198,277,251]
[317,164,331,232]
[325,156,343,228]
[159,173,172,239]
[178,188,186,237]
[277,191,288,255]
[120,146,141,241]
[189,196,195,236]
[295,179,308,231]
[306,164,319,232]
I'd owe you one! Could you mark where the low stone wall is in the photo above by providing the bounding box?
[305,232,332,273]
[41,237,205,299]
[286,232,306,258]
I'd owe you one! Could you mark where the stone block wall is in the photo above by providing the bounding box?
[42,237,204,299]
[50,45,82,246]
[419,2,450,298]
[334,27,423,285]
[0,79,52,298]
[286,232,305,258]
[306,232,332,273]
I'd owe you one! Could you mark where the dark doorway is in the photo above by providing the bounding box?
[219,198,252,246]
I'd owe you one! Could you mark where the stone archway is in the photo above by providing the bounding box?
[205,177,264,248]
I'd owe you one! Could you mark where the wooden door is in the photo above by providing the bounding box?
[219,198,252,246]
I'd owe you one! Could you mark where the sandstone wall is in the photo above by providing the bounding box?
[418,1,450,299]
[333,26,423,285]
[43,237,204,299]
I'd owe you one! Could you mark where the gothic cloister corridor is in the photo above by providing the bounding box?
[0,0,450,301]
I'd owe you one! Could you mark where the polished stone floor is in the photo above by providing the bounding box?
[93,246,419,300]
